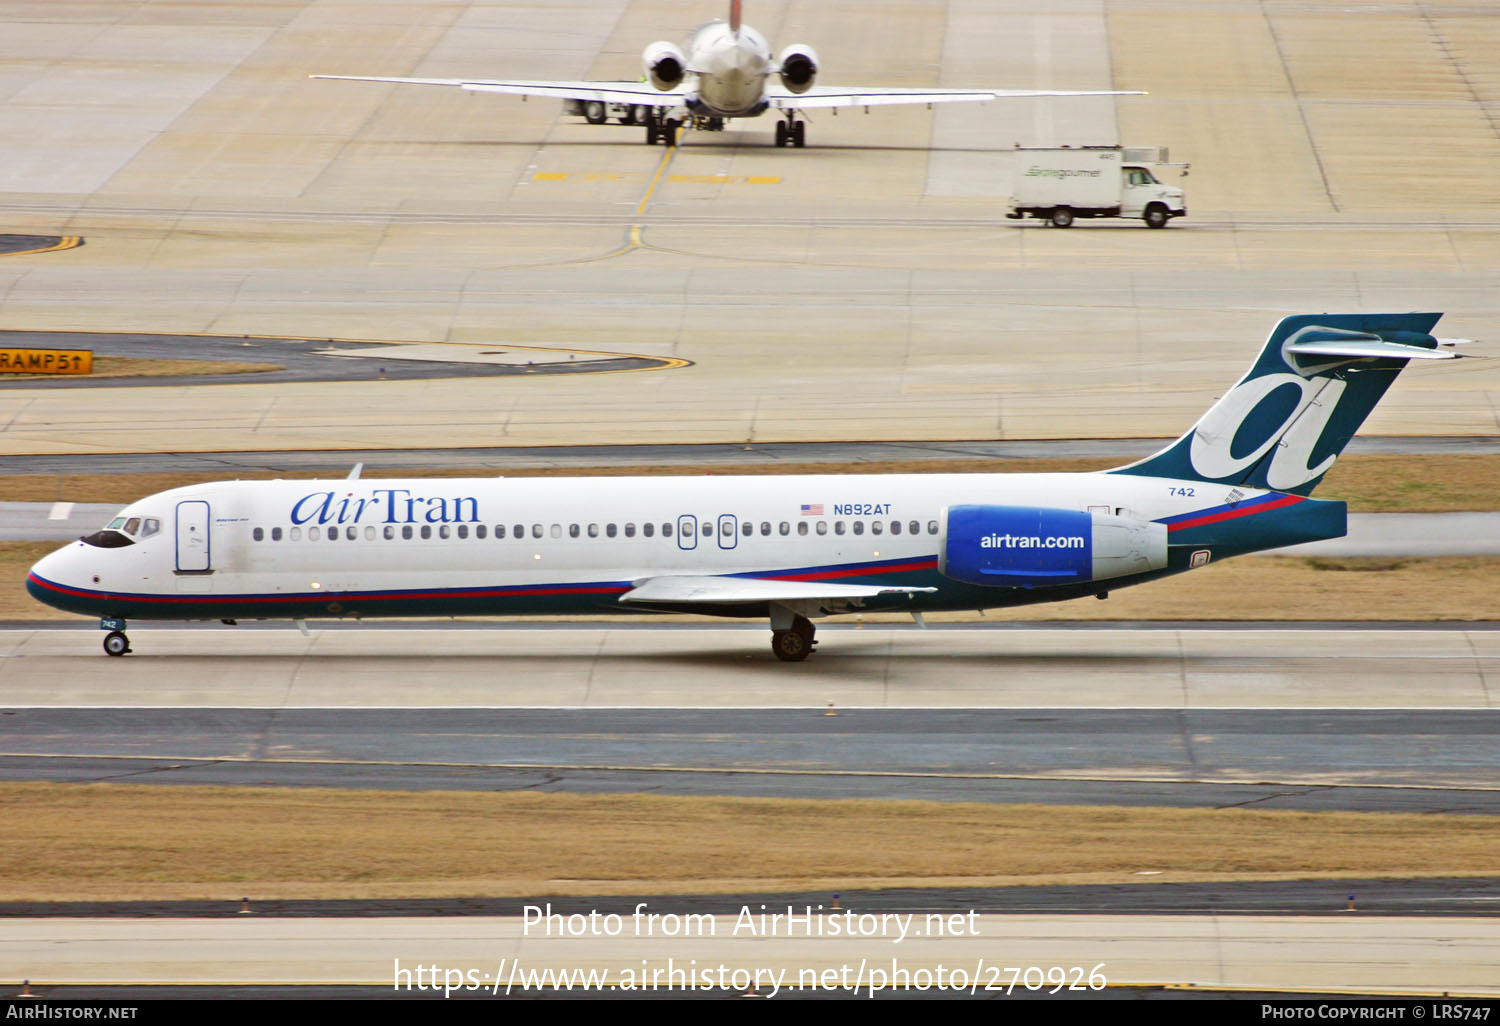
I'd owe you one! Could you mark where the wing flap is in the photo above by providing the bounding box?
[619,575,935,606]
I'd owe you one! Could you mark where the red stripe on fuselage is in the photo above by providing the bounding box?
[1166,493,1304,533]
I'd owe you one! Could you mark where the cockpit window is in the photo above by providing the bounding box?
[86,512,159,547]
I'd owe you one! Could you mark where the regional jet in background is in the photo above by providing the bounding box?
[312,0,1142,147]
[28,315,1471,661]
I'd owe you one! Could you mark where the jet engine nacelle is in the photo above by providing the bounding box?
[938,505,1167,588]
[777,45,819,94]
[643,41,687,91]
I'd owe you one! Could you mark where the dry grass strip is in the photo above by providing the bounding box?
[1,783,1496,901]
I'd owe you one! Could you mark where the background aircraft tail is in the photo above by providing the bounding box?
[1109,313,1454,496]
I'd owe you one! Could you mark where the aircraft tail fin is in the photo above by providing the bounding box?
[1108,313,1463,496]
[729,0,742,34]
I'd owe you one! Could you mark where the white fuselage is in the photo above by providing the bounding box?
[26,471,1251,623]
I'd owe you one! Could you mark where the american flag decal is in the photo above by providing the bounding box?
[800,504,823,516]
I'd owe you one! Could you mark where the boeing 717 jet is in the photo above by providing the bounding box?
[28,313,1470,661]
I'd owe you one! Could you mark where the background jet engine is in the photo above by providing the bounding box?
[643,41,687,91]
[776,45,819,94]
[938,505,1167,588]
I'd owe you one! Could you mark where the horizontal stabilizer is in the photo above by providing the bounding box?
[1285,336,1464,361]
[620,575,935,606]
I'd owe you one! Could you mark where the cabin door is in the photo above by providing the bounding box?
[175,500,211,572]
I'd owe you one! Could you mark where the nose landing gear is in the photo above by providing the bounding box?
[101,617,131,656]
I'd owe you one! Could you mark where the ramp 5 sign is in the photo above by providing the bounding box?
[0,348,92,374]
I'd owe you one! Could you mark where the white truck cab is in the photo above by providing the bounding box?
[1007,145,1188,228]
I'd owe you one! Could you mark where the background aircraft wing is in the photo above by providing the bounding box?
[619,575,935,606]
[311,75,683,105]
[767,86,1144,110]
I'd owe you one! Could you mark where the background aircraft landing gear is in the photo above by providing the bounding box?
[770,615,817,662]
[774,118,806,148]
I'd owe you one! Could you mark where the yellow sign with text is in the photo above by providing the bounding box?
[0,348,93,374]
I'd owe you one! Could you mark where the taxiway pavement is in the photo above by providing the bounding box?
[3,913,1496,995]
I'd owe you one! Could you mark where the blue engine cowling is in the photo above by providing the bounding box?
[939,505,1167,588]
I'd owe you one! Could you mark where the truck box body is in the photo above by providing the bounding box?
[1012,147,1123,212]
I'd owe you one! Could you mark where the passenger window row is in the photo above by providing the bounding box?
[250,519,941,543]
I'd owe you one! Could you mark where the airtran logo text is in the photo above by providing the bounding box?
[290,489,480,526]
[979,534,1086,550]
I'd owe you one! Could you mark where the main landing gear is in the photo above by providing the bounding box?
[774,116,806,148]
[644,110,682,146]
[770,613,817,663]
[101,617,131,656]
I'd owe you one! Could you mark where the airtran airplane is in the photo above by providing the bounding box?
[27,313,1469,661]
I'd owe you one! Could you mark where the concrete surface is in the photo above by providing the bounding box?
[2,914,1496,994]
[0,1,1495,455]
[2,626,1496,708]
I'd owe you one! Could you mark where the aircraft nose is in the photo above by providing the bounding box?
[26,542,90,611]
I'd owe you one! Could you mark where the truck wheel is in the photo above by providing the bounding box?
[584,101,607,125]
[1144,205,1169,229]
[1050,207,1074,228]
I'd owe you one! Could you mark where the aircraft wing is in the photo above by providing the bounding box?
[311,75,683,105]
[619,575,935,607]
[767,86,1145,110]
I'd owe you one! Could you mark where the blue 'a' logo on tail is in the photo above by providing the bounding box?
[1109,313,1446,496]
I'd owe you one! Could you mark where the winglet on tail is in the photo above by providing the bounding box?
[1108,313,1462,496]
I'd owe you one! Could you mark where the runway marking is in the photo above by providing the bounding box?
[0,235,83,258]
[634,135,680,218]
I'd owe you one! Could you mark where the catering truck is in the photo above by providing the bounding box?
[1006,146,1188,228]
